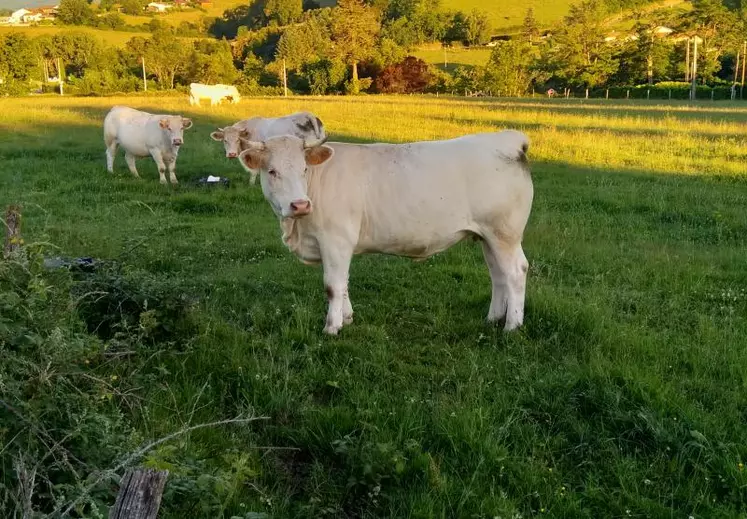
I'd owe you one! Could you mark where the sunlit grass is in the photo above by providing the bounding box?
[0,94,745,518]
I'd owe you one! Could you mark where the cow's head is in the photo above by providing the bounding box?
[159,116,193,147]
[238,134,333,219]
[211,126,249,158]
[294,113,327,144]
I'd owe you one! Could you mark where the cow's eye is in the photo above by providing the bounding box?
[268,169,278,177]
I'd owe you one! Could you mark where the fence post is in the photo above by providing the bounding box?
[606,88,609,99]
[626,89,630,99]
[647,89,650,100]
[711,90,714,101]
[669,89,671,100]
[585,88,589,99]
[109,468,168,519]
[4,205,22,258]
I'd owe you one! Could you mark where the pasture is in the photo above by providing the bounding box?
[1,95,746,518]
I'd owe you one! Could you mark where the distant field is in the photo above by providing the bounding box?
[121,0,245,26]
[442,0,575,32]
[414,46,492,71]
[0,25,146,46]
[0,25,207,48]
[1,94,746,517]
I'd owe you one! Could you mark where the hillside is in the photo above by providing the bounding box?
[441,0,576,32]
[0,25,203,47]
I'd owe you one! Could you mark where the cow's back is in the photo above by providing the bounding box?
[104,106,157,155]
[305,132,533,257]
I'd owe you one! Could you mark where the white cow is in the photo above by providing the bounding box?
[237,131,534,335]
[104,106,193,185]
[189,83,241,106]
[210,112,327,184]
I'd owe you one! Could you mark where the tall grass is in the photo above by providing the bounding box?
[0,95,746,518]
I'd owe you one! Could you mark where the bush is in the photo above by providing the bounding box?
[0,246,136,516]
[374,56,431,94]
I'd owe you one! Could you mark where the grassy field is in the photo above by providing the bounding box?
[413,46,492,72]
[0,25,149,46]
[1,94,747,517]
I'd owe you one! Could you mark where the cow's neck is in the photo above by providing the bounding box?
[279,217,299,253]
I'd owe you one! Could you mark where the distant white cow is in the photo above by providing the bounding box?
[189,83,241,106]
[210,112,327,184]
[104,106,193,185]
[237,130,534,335]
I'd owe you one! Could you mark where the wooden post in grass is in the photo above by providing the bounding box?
[741,41,746,99]
[141,56,147,92]
[109,468,168,519]
[4,205,21,258]
[690,37,698,101]
[282,59,288,97]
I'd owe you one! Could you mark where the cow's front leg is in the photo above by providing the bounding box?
[150,148,168,185]
[166,156,178,184]
[321,244,353,335]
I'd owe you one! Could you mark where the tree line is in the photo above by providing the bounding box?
[1,0,745,97]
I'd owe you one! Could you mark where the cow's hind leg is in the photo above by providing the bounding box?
[321,243,354,335]
[481,238,528,331]
[105,138,117,173]
[124,152,139,178]
[343,288,353,325]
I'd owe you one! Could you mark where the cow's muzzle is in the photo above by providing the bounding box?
[227,152,238,158]
[289,199,312,217]
[172,139,183,147]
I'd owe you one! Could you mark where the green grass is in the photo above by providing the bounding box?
[1,95,747,517]
[413,46,491,72]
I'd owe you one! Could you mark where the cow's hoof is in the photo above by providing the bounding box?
[503,320,522,332]
[159,179,168,185]
[343,314,354,325]
[323,325,341,336]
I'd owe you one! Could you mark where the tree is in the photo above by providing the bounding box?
[523,8,539,43]
[537,0,618,89]
[187,40,238,84]
[264,0,302,26]
[0,33,38,86]
[275,19,332,71]
[619,17,674,85]
[302,57,347,94]
[464,10,491,45]
[331,0,381,93]
[121,0,145,15]
[483,40,537,96]
[57,0,94,25]
[374,56,431,93]
[127,31,187,89]
[678,0,742,82]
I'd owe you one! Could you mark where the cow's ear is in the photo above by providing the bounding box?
[182,118,193,130]
[210,131,224,141]
[238,148,265,172]
[159,118,170,129]
[239,129,250,139]
[305,145,334,166]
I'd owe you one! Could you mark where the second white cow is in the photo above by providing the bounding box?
[104,106,193,185]
[210,112,327,184]
[237,131,534,335]
[189,83,241,106]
